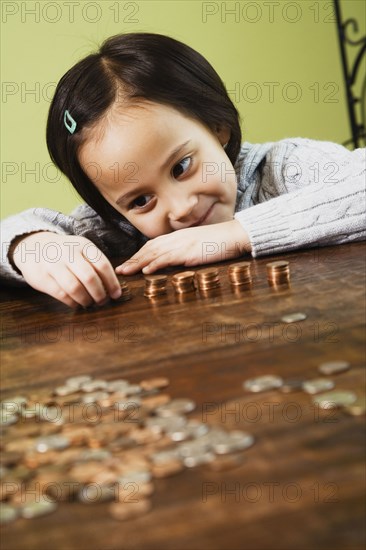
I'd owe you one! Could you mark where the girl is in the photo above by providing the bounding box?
[1,32,365,309]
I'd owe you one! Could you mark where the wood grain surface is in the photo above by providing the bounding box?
[1,242,365,550]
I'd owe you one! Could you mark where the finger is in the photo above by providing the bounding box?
[88,254,121,299]
[142,251,181,274]
[39,274,80,309]
[116,255,150,275]
[50,266,95,308]
[68,257,111,304]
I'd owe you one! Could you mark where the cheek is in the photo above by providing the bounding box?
[125,213,167,239]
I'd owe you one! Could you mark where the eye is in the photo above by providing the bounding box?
[172,156,191,179]
[129,194,154,210]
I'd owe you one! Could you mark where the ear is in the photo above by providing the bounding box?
[215,124,231,147]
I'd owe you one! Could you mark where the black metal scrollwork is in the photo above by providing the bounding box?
[334,0,366,149]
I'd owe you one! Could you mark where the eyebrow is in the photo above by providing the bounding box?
[116,140,191,206]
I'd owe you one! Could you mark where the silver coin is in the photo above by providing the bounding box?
[145,415,187,434]
[106,379,129,393]
[302,378,335,394]
[77,449,112,462]
[279,379,304,393]
[65,375,92,387]
[21,498,57,519]
[281,312,307,323]
[0,466,9,479]
[155,398,196,417]
[81,391,110,404]
[38,405,64,424]
[318,361,350,376]
[213,431,255,454]
[1,396,27,412]
[166,420,209,442]
[178,439,211,458]
[54,385,80,397]
[243,375,283,392]
[312,390,357,409]
[34,434,70,453]
[0,504,18,524]
[150,448,181,464]
[344,396,366,416]
[0,410,18,426]
[183,451,215,468]
[124,384,142,396]
[117,470,152,485]
[78,484,115,504]
[80,380,108,392]
[20,407,39,419]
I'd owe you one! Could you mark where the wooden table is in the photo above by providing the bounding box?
[1,242,365,550]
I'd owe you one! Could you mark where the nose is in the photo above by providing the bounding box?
[167,191,198,226]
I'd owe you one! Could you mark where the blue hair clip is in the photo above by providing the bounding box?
[64,110,77,134]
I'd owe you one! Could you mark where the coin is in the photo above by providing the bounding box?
[279,379,305,393]
[266,260,290,286]
[78,484,116,504]
[171,271,196,294]
[195,268,221,291]
[144,275,168,297]
[302,378,335,394]
[21,497,58,519]
[281,312,307,323]
[155,398,196,417]
[140,377,170,391]
[312,390,357,409]
[318,361,351,375]
[0,411,18,426]
[65,375,92,388]
[243,375,283,392]
[1,396,27,412]
[227,262,252,286]
[0,504,18,524]
[344,396,366,416]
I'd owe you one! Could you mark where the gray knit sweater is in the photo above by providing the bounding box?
[1,138,365,286]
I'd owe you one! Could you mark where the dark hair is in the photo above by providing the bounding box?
[46,32,242,223]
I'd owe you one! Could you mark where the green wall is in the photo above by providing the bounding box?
[1,0,365,218]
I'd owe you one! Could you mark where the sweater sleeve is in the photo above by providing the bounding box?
[0,205,146,286]
[234,139,366,257]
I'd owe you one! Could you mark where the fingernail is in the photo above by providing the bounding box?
[111,289,122,299]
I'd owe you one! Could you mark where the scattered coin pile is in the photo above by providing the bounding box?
[242,361,365,414]
[266,261,290,286]
[227,262,252,286]
[171,271,196,294]
[143,275,168,298]
[0,376,254,524]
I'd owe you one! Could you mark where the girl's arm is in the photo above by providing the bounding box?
[117,138,365,274]
[0,205,145,307]
[234,138,366,256]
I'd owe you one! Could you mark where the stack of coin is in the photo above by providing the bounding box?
[171,271,196,294]
[118,279,132,302]
[266,260,290,286]
[228,262,252,286]
[195,268,220,291]
[144,275,168,298]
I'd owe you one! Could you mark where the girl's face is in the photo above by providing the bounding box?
[78,102,238,238]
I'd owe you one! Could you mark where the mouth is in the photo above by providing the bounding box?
[189,203,216,227]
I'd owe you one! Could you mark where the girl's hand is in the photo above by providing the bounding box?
[116,220,251,275]
[11,232,122,308]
